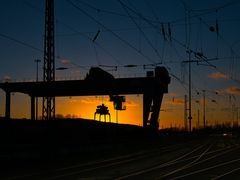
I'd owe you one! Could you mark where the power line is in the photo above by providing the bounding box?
[56,26,154,37]
[68,0,240,86]
[15,0,240,85]
[75,0,135,19]
[66,0,157,64]
[0,32,43,53]
[115,1,205,89]
[22,0,125,68]
[191,0,239,12]
[193,15,240,84]
[118,0,162,63]
[75,0,170,24]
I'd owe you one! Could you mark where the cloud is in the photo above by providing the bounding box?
[168,98,184,105]
[69,99,79,103]
[224,86,240,96]
[125,100,138,107]
[208,72,228,80]
[80,97,101,104]
[61,59,71,65]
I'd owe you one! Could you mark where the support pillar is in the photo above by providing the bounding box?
[5,91,10,119]
[143,93,152,127]
[150,93,163,129]
[31,96,35,120]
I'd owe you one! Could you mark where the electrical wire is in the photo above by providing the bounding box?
[76,0,138,19]
[66,0,158,64]
[0,32,43,53]
[118,0,162,63]
[22,0,125,69]
[17,0,240,85]
[193,15,240,84]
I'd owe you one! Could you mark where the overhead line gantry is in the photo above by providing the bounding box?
[42,0,55,120]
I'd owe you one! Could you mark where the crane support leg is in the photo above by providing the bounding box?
[143,92,164,130]
[5,91,10,119]
[143,93,152,127]
[150,94,163,129]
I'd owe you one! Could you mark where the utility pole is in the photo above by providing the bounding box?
[35,59,41,120]
[183,50,193,132]
[184,95,188,130]
[203,90,206,128]
[183,46,216,130]
[202,90,218,128]
[197,109,200,129]
[187,50,192,132]
[42,0,55,120]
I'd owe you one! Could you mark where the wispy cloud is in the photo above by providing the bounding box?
[61,59,71,65]
[80,97,102,104]
[125,100,138,107]
[168,98,184,105]
[224,86,240,96]
[208,72,228,80]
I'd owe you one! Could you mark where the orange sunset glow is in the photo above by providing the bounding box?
[0,92,144,126]
[0,88,239,129]
[56,95,143,126]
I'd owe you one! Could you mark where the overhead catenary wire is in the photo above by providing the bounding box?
[192,13,240,84]
[76,0,240,27]
[114,0,192,74]
[0,28,170,74]
[117,0,162,63]
[15,0,240,86]
[65,0,240,86]
[129,0,173,65]
[76,0,139,19]
[114,0,191,55]
[22,0,126,69]
[66,0,158,64]
[115,0,214,91]
[61,0,240,69]
[170,0,240,25]
[108,0,187,83]
[0,30,90,72]
[0,32,43,53]
[6,0,238,114]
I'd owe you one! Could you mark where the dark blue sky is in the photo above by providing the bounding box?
[0,0,240,125]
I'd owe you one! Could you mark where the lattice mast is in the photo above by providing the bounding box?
[42,0,55,120]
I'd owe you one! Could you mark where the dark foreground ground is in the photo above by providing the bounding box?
[0,118,160,177]
[0,118,240,179]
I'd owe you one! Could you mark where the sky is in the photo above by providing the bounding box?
[0,0,240,128]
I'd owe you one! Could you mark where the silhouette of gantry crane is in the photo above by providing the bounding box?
[94,104,111,122]
[0,66,170,130]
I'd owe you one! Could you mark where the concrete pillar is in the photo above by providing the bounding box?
[5,91,10,119]
[31,96,35,120]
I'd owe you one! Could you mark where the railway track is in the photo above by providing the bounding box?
[116,137,239,180]
[3,136,240,180]
[3,140,204,180]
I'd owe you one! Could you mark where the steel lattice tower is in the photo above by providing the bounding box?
[42,0,55,120]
